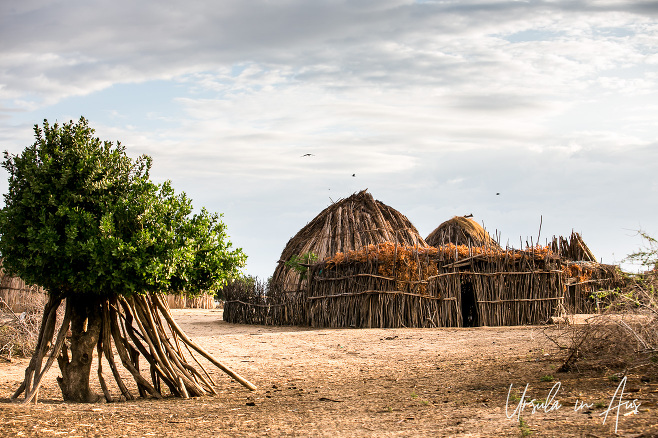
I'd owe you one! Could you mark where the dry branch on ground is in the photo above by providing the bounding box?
[553,271,658,377]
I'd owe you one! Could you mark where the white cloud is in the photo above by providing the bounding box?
[1,0,657,276]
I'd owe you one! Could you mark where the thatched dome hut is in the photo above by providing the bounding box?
[271,190,428,292]
[425,216,500,249]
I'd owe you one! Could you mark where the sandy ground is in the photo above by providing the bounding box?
[1,309,657,437]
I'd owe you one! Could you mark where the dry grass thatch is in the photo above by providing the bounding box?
[270,190,428,292]
[425,216,501,249]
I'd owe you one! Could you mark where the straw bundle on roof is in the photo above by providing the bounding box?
[425,216,500,249]
[270,190,428,292]
[551,231,596,262]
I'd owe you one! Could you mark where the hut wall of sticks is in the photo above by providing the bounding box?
[304,243,456,328]
[225,243,569,328]
[224,192,623,328]
[220,277,274,325]
[302,244,565,328]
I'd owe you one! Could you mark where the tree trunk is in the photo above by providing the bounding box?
[15,292,254,404]
[57,295,103,402]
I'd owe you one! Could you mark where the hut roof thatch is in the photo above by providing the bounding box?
[271,190,428,291]
[425,216,500,249]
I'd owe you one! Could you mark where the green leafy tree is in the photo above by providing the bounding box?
[285,252,318,280]
[0,117,253,403]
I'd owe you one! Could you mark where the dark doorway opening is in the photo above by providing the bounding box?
[461,281,479,327]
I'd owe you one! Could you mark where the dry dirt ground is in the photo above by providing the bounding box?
[1,309,657,437]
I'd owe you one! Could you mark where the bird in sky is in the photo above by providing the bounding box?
[464,214,473,218]
[301,153,314,157]
[496,193,500,195]
[352,174,356,177]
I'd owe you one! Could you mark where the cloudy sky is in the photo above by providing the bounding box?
[1,0,657,278]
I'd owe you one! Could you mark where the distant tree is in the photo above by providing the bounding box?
[0,117,253,403]
[624,230,658,271]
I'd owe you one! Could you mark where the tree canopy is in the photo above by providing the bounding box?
[0,117,246,298]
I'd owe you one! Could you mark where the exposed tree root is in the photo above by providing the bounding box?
[12,293,256,403]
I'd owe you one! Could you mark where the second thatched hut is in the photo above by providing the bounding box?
[425,216,500,249]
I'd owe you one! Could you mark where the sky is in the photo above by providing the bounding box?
[1,0,657,278]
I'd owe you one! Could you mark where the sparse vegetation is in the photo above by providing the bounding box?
[508,389,522,403]
[218,275,263,301]
[625,230,658,271]
[554,231,658,379]
[0,290,46,361]
[0,300,40,360]
[518,417,533,437]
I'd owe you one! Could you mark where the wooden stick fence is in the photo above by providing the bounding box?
[165,293,216,309]
[225,233,622,328]
[0,272,48,313]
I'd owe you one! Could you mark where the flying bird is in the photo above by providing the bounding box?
[352,174,356,177]
[464,214,473,218]
[496,193,500,195]
[301,153,314,157]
